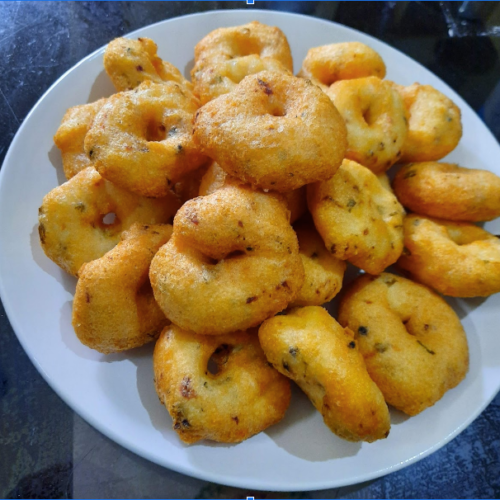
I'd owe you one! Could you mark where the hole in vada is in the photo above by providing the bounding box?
[225,250,245,259]
[207,344,233,375]
[362,106,376,126]
[101,212,117,225]
[145,120,167,142]
[268,103,286,117]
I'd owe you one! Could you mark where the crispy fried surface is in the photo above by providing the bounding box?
[393,162,500,222]
[85,81,206,198]
[259,306,390,442]
[38,167,179,276]
[193,71,347,192]
[198,162,307,223]
[290,219,346,307]
[308,159,405,274]
[393,83,462,162]
[150,184,304,335]
[53,98,107,180]
[327,77,407,174]
[398,214,500,297]
[154,325,291,444]
[72,224,172,354]
[299,42,386,91]
[192,21,293,104]
[104,37,195,97]
[338,273,469,415]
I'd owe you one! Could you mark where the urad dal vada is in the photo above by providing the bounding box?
[193,71,347,192]
[104,37,195,98]
[85,81,207,198]
[53,98,107,180]
[290,219,346,307]
[327,76,407,174]
[393,162,500,222]
[198,162,307,223]
[154,325,291,444]
[38,167,179,276]
[72,224,172,354]
[393,83,462,162]
[259,306,390,442]
[308,159,405,275]
[338,273,469,415]
[192,21,293,105]
[398,214,500,297]
[299,42,386,91]
[150,184,304,335]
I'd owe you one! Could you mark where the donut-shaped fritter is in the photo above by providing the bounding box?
[72,224,172,354]
[338,273,469,415]
[193,71,347,192]
[38,167,179,276]
[398,214,500,297]
[259,306,390,442]
[192,21,293,105]
[326,76,407,174]
[150,184,304,335]
[53,98,107,180]
[198,162,307,224]
[308,159,405,275]
[154,325,291,444]
[104,37,195,98]
[290,219,346,307]
[393,83,462,162]
[298,42,386,90]
[393,162,500,222]
[85,81,207,198]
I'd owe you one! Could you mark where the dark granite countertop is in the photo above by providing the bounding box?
[1,2,500,498]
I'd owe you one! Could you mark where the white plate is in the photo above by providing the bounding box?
[1,9,500,492]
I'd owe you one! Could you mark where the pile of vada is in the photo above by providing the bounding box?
[38,20,500,448]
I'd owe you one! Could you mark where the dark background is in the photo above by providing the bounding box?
[1,2,500,498]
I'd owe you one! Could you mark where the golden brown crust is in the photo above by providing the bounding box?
[38,167,179,276]
[308,159,405,275]
[154,325,291,444]
[53,98,107,180]
[259,306,391,442]
[104,37,196,98]
[393,162,500,222]
[150,184,304,335]
[393,83,462,162]
[192,21,293,104]
[193,71,347,192]
[299,42,386,90]
[84,81,207,198]
[397,214,500,297]
[198,162,307,223]
[289,219,346,307]
[327,77,407,174]
[72,224,172,354]
[338,273,469,415]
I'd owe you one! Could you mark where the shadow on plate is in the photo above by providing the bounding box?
[47,143,67,185]
[59,299,100,361]
[265,384,361,462]
[184,58,194,81]
[88,69,116,102]
[30,223,77,294]
[103,343,186,447]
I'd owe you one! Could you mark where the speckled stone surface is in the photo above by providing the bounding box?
[1,2,500,498]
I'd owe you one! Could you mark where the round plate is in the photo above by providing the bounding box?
[1,10,499,492]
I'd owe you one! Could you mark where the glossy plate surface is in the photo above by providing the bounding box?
[1,10,499,492]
